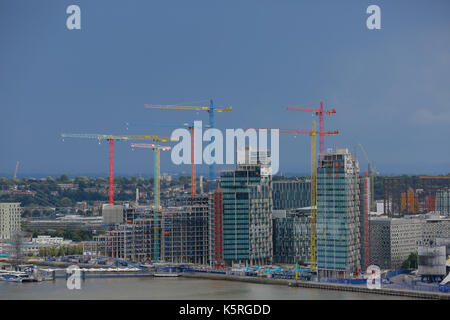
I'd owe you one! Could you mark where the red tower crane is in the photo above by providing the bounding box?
[61,134,177,204]
[287,100,336,154]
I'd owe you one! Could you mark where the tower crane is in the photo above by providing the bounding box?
[310,121,317,274]
[287,100,336,156]
[126,121,208,196]
[130,143,171,210]
[144,100,232,192]
[61,133,177,205]
[131,143,171,262]
[13,161,19,181]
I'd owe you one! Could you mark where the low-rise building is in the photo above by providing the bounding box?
[369,216,423,270]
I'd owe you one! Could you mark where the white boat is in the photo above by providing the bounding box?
[0,273,23,282]
[153,273,179,277]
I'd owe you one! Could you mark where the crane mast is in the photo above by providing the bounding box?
[13,161,19,181]
[310,121,317,273]
[131,143,171,262]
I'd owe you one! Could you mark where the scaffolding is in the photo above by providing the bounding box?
[161,195,209,265]
[94,207,156,263]
[94,217,155,263]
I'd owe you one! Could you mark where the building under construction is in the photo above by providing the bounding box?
[161,195,209,265]
[94,206,157,263]
[384,176,450,217]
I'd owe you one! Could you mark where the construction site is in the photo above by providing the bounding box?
[68,100,347,272]
[58,98,448,294]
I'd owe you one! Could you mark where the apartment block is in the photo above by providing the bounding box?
[94,216,156,263]
[0,203,21,240]
[161,195,209,265]
[369,217,423,269]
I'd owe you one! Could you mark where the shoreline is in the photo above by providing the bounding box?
[181,273,450,300]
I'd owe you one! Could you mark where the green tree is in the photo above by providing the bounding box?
[401,252,418,270]
[60,197,72,207]
[57,174,71,183]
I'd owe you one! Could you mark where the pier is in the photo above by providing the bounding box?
[181,272,450,300]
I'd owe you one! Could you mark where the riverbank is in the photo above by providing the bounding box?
[181,272,450,300]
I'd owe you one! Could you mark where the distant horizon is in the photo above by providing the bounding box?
[2,170,449,180]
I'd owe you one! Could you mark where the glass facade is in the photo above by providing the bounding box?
[316,148,361,277]
[272,180,311,210]
[220,164,273,265]
[273,209,310,264]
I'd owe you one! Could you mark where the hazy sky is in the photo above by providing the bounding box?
[1,0,449,177]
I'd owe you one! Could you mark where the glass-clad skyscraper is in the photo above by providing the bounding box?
[219,147,273,266]
[316,147,361,278]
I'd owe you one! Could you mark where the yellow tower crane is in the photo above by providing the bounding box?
[130,143,171,262]
[310,121,317,274]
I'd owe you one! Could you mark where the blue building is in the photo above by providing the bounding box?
[220,148,273,266]
[272,179,310,210]
[316,148,361,278]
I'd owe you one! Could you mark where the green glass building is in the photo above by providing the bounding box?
[316,148,361,278]
[220,162,273,266]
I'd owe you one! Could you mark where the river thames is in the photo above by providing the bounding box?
[0,277,412,299]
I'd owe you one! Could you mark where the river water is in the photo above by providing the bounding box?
[0,277,412,300]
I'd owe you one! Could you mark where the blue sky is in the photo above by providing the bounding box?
[1,0,449,177]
